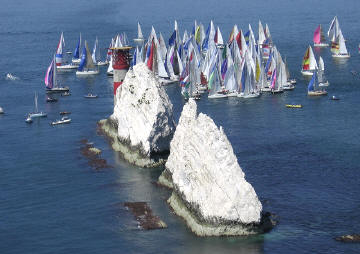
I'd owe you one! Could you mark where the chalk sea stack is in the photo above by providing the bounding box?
[159,99,275,236]
[98,63,176,167]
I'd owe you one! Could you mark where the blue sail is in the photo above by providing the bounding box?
[202,22,211,50]
[308,72,316,91]
[264,52,272,74]
[77,45,87,71]
[73,36,81,59]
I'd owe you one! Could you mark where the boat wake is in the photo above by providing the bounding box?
[5,73,19,81]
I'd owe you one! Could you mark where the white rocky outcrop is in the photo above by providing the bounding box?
[98,63,175,167]
[160,99,273,236]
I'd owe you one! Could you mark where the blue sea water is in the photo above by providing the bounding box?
[1,0,360,253]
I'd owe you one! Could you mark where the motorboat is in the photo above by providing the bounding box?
[51,116,71,125]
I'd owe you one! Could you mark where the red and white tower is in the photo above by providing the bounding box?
[112,46,132,105]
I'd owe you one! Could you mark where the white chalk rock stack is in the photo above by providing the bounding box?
[162,99,272,236]
[98,63,175,167]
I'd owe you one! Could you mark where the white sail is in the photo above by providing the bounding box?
[338,33,348,55]
[308,46,318,70]
[156,44,169,78]
[159,33,167,61]
[258,20,266,45]
[216,26,224,45]
[318,56,325,71]
[92,37,100,63]
[328,16,339,42]
[137,22,144,39]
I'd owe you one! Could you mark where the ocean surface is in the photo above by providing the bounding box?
[1,0,360,253]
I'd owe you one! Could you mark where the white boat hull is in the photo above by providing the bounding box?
[57,64,78,70]
[301,70,315,76]
[242,93,261,98]
[227,91,238,97]
[332,53,350,58]
[46,86,70,93]
[314,43,329,47]
[51,118,71,125]
[208,93,228,99]
[29,112,47,118]
[96,61,108,66]
[76,69,99,76]
[308,90,327,96]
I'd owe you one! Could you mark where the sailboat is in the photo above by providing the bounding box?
[332,32,350,58]
[92,37,107,66]
[45,55,70,93]
[208,65,228,99]
[301,45,318,76]
[72,33,82,64]
[76,41,99,75]
[313,25,329,47]
[214,26,225,49]
[134,22,145,43]
[318,56,329,87]
[55,33,78,70]
[307,71,327,96]
[27,92,47,120]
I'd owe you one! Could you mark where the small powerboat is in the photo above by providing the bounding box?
[25,114,33,123]
[60,111,71,115]
[331,95,340,100]
[0,107,4,114]
[286,104,303,108]
[61,92,71,96]
[46,97,58,103]
[84,93,98,98]
[51,116,71,125]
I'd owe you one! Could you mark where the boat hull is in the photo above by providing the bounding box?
[314,43,329,47]
[208,93,228,99]
[76,70,99,75]
[57,64,78,70]
[286,104,302,108]
[332,54,350,58]
[301,70,315,76]
[308,91,327,96]
[51,119,71,125]
[46,87,70,93]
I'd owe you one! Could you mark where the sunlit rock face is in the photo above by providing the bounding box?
[161,99,273,236]
[98,63,175,167]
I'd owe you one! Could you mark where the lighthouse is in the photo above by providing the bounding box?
[111,46,132,105]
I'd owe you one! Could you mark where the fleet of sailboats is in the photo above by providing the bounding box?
[25,16,358,125]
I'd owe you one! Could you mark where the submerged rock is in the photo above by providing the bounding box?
[98,63,176,167]
[159,99,275,236]
[80,139,111,170]
[124,202,167,230]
